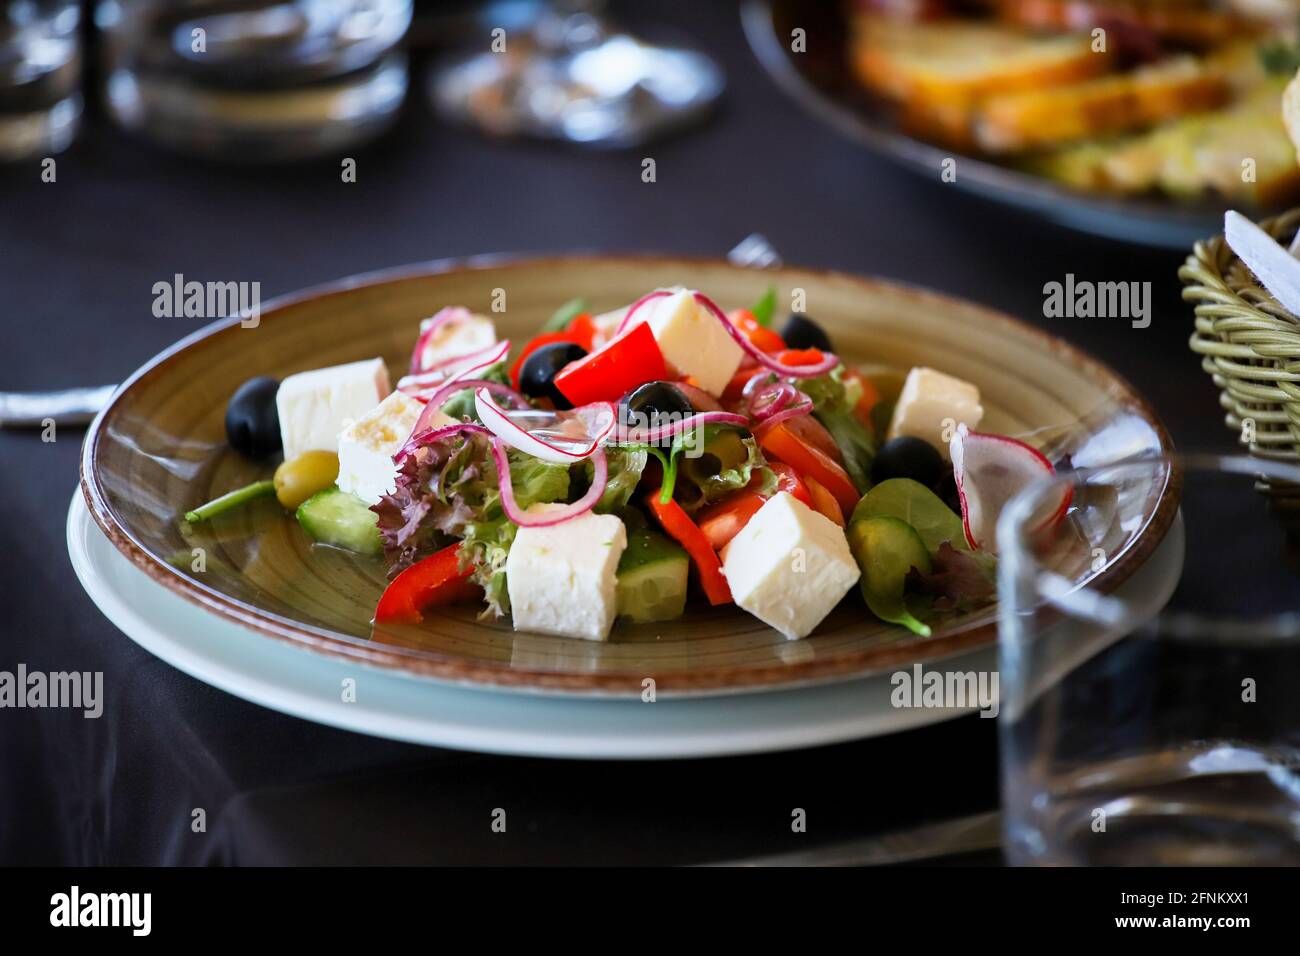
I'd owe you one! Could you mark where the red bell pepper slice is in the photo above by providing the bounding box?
[373,543,481,625]
[756,420,860,516]
[646,491,732,605]
[776,348,826,367]
[554,321,667,407]
[803,474,846,526]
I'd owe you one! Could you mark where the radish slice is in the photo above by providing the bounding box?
[475,388,614,464]
[693,292,840,378]
[949,425,1070,554]
[409,307,475,374]
[410,379,529,438]
[398,340,511,395]
[612,410,749,445]
[490,437,607,527]
[614,289,674,336]
[1225,211,1300,316]
[393,421,491,464]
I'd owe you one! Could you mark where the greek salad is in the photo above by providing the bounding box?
[189,286,1068,642]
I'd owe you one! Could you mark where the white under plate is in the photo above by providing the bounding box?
[68,493,996,759]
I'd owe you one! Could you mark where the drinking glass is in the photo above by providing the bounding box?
[999,454,1300,865]
[95,0,412,161]
[0,0,81,161]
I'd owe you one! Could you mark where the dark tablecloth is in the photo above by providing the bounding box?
[0,0,1234,865]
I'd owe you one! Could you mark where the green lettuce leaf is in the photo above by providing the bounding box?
[749,286,777,327]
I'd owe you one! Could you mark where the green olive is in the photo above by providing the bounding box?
[273,450,340,510]
[682,430,747,488]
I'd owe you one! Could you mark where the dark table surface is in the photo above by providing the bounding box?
[1,0,1236,865]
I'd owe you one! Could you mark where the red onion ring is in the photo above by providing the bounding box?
[409,307,474,374]
[409,379,529,439]
[393,421,490,464]
[755,396,813,428]
[491,437,608,528]
[611,410,750,445]
[693,291,839,378]
[748,381,797,419]
[613,289,673,336]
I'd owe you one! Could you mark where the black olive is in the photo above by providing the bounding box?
[225,376,281,459]
[780,313,833,352]
[619,381,693,446]
[871,436,945,488]
[519,341,587,409]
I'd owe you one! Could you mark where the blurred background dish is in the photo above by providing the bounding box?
[0,0,81,161]
[427,0,724,147]
[95,0,414,161]
[743,0,1300,248]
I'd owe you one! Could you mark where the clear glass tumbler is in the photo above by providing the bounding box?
[0,0,81,161]
[999,454,1300,865]
[95,0,411,162]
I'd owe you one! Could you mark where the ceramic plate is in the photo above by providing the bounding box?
[80,254,1175,696]
[741,0,1266,249]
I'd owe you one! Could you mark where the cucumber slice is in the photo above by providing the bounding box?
[295,487,383,557]
[616,529,689,623]
[847,515,933,637]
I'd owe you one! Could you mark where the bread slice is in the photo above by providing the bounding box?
[992,0,1259,48]
[850,15,1110,111]
[1283,67,1300,160]
[976,55,1232,152]
[1034,79,1300,204]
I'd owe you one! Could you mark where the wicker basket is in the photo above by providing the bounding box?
[1182,208,1300,479]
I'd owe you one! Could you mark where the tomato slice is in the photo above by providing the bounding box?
[756,421,860,516]
[554,321,667,407]
[728,308,785,353]
[647,492,733,605]
[697,492,765,551]
[722,364,762,402]
[373,543,481,625]
[803,475,845,526]
[767,461,812,508]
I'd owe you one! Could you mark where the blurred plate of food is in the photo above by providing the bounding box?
[743,0,1300,247]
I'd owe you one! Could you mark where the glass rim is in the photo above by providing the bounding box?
[997,452,1300,642]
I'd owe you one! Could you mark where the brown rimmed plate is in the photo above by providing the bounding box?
[81,254,1176,696]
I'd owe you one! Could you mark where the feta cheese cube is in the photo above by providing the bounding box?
[336,391,434,505]
[886,367,984,451]
[637,289,744,396]
[721,492,860,640]
[277,358,390,459]
[506,506,628,641]
[417,310,496,369]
